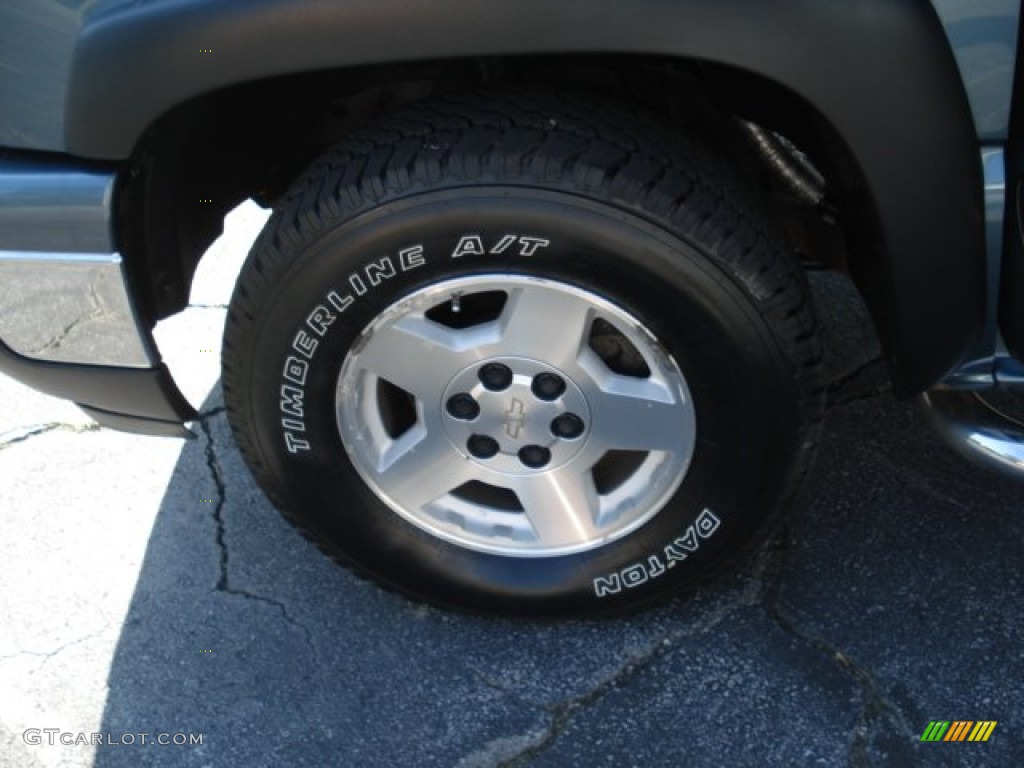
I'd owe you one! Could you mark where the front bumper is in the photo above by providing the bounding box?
[0,340,195,437]
[0,153,195,435]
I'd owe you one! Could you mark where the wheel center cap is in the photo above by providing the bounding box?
[441,357,591,474]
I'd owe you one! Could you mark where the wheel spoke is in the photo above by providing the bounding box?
[337,274,697,556]
[513,468,602,548]
[588,375,692,453]
[495,286,593,366]
[353,314,492,400]
[372,426,476,511]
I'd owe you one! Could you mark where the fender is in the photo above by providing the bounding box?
[66,0,986,395]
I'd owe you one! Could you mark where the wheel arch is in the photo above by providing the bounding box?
[81,0,986,395]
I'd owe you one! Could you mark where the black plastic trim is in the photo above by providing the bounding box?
[66,0,986,394]
[0,339,196,435]
[1000,7,1024,360]
[1001,157,1024,360]
[76,405,195,438]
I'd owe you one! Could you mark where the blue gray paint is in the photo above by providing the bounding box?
[931,0,1019,141]
[0,0,80,151]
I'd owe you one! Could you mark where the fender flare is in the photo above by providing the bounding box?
[66,0,985,394]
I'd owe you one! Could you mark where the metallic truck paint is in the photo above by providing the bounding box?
[931,0,1019,142]
[0,0,79,151]
[0,154,115,253]
[0,0,135,151]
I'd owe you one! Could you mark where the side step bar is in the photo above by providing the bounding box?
[921,390,1024,478]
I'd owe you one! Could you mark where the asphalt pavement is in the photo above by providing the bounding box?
[1,202,1021,767]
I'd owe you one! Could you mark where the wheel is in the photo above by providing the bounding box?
[222,91,823,615]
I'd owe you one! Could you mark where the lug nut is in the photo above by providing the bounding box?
[518,444,551,469]
[531,373,566,401]
[446,393,480,421]
[551,413,585,439]
[467,434,500,459]
[479,363,514,391]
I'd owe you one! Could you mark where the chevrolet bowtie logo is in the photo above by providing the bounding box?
[504,398,527,439]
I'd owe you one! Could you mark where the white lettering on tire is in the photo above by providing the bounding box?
[593,509,722,597]
[279,235,549,454]
[451,234,550,259]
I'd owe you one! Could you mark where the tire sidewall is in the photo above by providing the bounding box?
[241,187,801,614]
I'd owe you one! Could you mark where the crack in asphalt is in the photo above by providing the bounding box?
[0,625,112,670]
[493,632,697,767]
[487,498,914,767]
[758,524,913,767]
[827,356,889,410]
[495,567,769,767]
[26,279,108,357]
[849,440,971,513]
[0,422,102,450]
[197,413,318,661]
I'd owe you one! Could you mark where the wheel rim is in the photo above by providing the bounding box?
[335,275,697,557]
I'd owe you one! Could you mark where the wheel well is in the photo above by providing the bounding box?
[119,55,860,326]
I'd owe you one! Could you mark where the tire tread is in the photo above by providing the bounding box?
[222,88,824,612]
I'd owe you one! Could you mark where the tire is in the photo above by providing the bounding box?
[222,91,823,616]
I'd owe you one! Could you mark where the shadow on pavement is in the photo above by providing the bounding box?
[93,277,1024,766]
